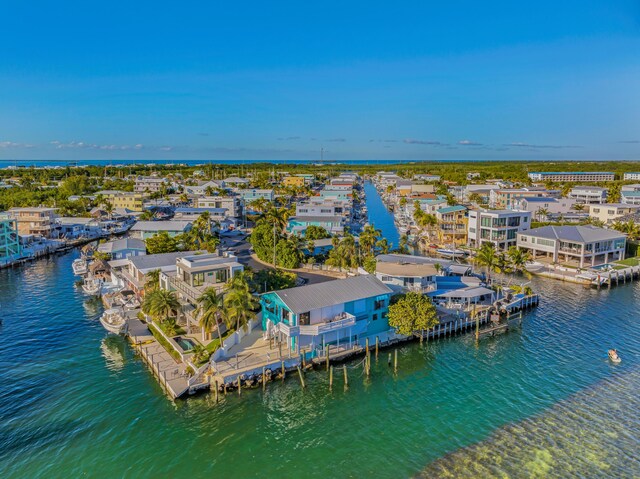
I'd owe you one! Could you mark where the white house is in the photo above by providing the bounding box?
[517,225,626,268]
[568,186,607,204]
[467,210,531,250]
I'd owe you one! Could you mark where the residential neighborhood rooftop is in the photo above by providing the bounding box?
[273,274,392,314]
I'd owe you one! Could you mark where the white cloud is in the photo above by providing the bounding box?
[0,141,34,148]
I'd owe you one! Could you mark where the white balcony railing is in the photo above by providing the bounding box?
[276,313,357,337]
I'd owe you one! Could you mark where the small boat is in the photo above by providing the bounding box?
[608,349,621,363]
[72,258,88,276]
[436,248,468,258]
[82,277,103,295]
[99,308,127,334]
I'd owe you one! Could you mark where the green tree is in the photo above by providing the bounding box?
[196,287,226,342]
[304,225,331,240]
[507,246,532,276]
[144,269,161,292]
[146,231,180,254]
[224,275,258,332]
[387,292,439,335]
[474,242,499,279]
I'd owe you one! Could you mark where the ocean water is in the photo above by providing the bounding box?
[1,254,639,478]
[1,185,640,478]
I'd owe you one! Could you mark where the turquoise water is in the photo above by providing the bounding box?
[1,253,640,478]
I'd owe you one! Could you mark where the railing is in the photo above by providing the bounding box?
[298,313,356,335]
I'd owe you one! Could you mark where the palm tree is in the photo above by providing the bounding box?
[103,200,114,220]
[224,277,258,332]
[260,206,290,233]
[375,238,390,254]
[507,246,532,276]
[144,269,161,293]
[359,224,381,256]
[535,207,549,222]
[474,242,499,280]
[573,203,585,212]
[196,287,226,342]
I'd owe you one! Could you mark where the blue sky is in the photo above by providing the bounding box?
[1,0,639,161]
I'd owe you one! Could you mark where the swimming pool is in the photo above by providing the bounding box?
[173,336,197,352]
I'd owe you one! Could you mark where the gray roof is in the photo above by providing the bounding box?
[274,275,392,314]
[440,286,494,299]
[98,238,146,253]
[289,215,344,223]
[130,220,192,232]
[522,225,625,243]
[129,250,203,272]
[376,253,452,268]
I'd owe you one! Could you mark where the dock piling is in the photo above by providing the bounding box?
[297,366,306,389]
[375,336,379,359]
[394,349,398,374]
[329,366,334,391]
[343,365,349,389]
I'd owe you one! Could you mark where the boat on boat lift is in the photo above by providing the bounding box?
[82,277,103,295]
[72,258,88,276]
[436,248,468,258]
[99,308,128,334]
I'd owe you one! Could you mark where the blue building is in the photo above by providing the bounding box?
[261,275,393,356]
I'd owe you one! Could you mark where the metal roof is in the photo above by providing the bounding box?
[130,220,192,232]
[522,225,625,243]
[274,275,393,314]
[98,238,146,253]
[129,250,203,272]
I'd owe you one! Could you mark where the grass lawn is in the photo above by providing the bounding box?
[205,329,235,353]
[149,322,182,362]
[615,257,640,267]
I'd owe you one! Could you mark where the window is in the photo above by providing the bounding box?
[299,312,310,325]
[215,269,228,283]
[523,217,528,222]
[372,313,378,321]
[374,298,386,310]
[193,272,205,287]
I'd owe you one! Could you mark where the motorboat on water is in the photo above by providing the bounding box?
[436,248,468,258]
[99,308,128,334]
[82,277,103,295]
[608,349,621,363]
[72,258,88,276]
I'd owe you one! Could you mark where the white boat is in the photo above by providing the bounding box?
[72,258,88,276]
[436,248,468,258]
[99,308,127,334]
[82,277,103,295]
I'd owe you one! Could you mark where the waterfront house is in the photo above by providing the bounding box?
[0,212,21,265]
[568,186,607,204]
[130,220,193,240]
[623,173,640,181]
[117,250,203,296]
[588,204,640,224]
[467,209,531,250]
[98,238,147,260]
[56,217,103,239]
[435,205,468,245]
[9,207,59,238]
[159,252,244,308]
[375,258,439,292]
[260,275,393,356]
[516,225,626,267]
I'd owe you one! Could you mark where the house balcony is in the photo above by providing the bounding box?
[276,312,357,337]
[169,276,224,303]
